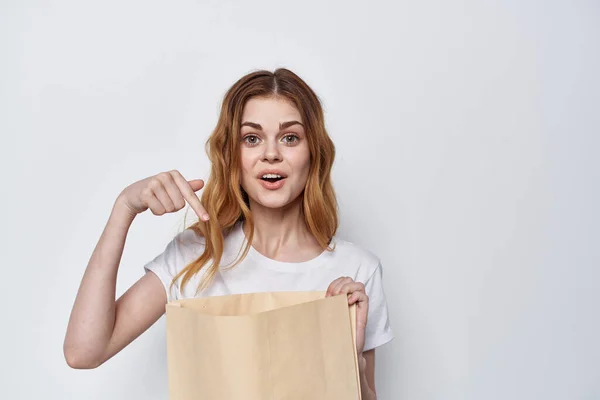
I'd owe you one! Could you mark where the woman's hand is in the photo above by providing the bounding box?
[117,170,209,221]
[325,277,369,355]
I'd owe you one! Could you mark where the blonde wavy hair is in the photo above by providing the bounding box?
[170,68,338,295]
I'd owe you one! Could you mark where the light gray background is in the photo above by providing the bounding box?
[1,1,598,399]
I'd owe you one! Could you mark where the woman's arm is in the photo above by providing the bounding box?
[360,349,377,399]
[325,277,379,398]
[64,172,206,368]
[63,196,166,369]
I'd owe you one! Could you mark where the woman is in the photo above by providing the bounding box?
[64,68,393,399]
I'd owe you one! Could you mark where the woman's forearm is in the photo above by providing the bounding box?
[360,370,377,400]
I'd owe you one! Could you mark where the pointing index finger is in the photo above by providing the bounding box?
[170,171,208,221]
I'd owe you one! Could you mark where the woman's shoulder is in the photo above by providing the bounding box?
[173,222,242,245]
[329,235,383,281]
[143,223,243,292]
[332,235,381,264]
[171,222,244,259]
[174,227,205,245]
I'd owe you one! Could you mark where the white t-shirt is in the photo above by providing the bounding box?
[144,221,394,352]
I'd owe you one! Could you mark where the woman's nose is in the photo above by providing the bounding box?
[263,140,282,162]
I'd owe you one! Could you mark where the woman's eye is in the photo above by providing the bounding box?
[282,134,299,144]
[243,135,261,146]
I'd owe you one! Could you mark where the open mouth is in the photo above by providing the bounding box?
[260,174,285,183]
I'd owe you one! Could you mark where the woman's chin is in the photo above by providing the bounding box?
[250,193,301,211]
[256,199,292,210]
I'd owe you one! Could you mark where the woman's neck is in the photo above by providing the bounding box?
[244,197,322,262]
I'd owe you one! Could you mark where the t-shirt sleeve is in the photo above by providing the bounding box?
[363,262,394,352]
[143,230,196,302]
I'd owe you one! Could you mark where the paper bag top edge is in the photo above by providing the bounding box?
[165,290,328,316]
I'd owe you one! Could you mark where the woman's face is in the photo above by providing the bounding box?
[239,96,310,210]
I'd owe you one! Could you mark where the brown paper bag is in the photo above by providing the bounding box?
[165,291,362,400]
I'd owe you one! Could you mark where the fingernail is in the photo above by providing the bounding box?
[202,214,209,221]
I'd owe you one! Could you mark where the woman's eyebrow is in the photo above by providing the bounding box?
[241,121,304,130]
[241,121,262,130]
[280,120,304,129]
